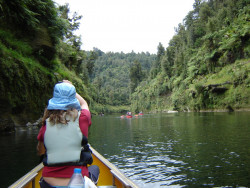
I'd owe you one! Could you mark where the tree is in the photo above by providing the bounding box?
[56,3,88,73]
[150,43,165,78]
[130,60,143,93]
[86,51,98,76]
[0,0,68,67]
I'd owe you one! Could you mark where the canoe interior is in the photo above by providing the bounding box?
[9,147,138,188]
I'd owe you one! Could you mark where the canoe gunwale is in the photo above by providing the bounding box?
[90,146,138,188]
[9,163,43,188]
[9,147,139,188]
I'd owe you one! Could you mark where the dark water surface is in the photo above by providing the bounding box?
[1,112,250,187]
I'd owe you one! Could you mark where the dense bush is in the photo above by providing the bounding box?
[130,0,250,112]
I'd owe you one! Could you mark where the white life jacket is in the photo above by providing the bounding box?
[44,112,82,165]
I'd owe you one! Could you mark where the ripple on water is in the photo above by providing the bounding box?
[111,146,187,187]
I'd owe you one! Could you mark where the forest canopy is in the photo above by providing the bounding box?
[130,0,250,112]
[0,0,249,131]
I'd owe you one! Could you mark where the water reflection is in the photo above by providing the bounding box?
[0,127,40,187]
[90,112,250,187]
[1,112,250,187]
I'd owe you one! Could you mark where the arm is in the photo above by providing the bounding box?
[37,141,45,156]
[37,141,46,163]
[62,80,89,110]
[76,93,89,110]
[37,125,46,156]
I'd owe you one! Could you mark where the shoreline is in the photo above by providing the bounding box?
[149,107,250,113]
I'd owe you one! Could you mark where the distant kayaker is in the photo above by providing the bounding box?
[139,111,143,115]
[37,80,99,187]
[127,111,132,116]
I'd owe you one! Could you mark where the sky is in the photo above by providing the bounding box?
[54,0,194,54]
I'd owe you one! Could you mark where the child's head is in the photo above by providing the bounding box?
[47,83,81,111]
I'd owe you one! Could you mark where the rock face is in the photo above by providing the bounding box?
[0,61,54,133]
[0,113,43,132]
[0,118,15,132]
[26,118,43,127]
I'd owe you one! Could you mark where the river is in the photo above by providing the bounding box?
[1,112,250,187]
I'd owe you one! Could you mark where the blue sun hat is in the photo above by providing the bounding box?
[47,83,81,111]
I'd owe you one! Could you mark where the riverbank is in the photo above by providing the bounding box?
[148,107,250,114]
[1,106,250,133]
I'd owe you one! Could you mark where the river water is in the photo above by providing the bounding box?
[1,112,250,187]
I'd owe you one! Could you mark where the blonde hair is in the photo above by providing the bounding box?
[42,108,78,125]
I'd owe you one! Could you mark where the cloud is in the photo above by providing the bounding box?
[54,0,194,54]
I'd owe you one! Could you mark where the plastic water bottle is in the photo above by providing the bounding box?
[68,168,85,188]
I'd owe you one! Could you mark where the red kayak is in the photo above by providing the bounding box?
[126,115,133,118]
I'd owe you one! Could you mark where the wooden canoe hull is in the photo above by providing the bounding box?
[9,147,138,188]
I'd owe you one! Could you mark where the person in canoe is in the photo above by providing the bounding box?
[126,111,132,118]
[37,80,99,188]
[127,111,132,116]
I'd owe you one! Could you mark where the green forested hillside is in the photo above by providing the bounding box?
[89,0,250,113]
[130,0,250,112]
[90,50,156,107]
[0,0,249,132]
[0,0,95,131]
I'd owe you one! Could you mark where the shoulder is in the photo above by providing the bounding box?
[79,110,91,137]
[79,109,91,125]
[80,109,91,119]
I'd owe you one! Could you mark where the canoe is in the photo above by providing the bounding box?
[126,115,132,118]
[167,110,178,113]
[9,146,139,188]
